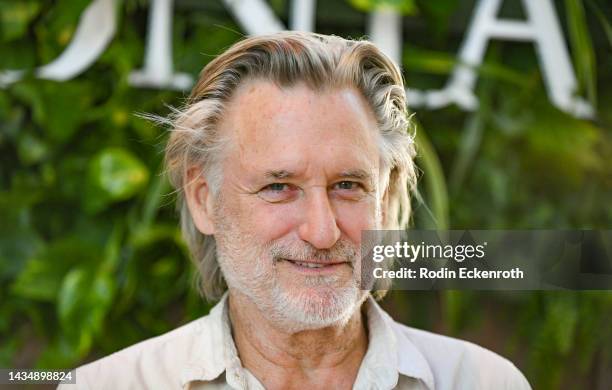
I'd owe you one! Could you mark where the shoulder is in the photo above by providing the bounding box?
[59,312,218,390]
[391,320,531,390]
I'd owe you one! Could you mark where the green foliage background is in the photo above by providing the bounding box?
[1,1,611,388]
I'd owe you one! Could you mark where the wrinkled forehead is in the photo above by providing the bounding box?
[217,79,382,178]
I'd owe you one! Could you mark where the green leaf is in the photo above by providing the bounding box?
[101,223,124,273]
[547,294,579,355]
[403,46,529,87]
[565,0,597,107]
[36,335,83,369]
[57,268,88,327]
[403,47,456,75]
[414,123,449,229]
[442,291,477,333]
[449,77,493,191]
[151,257,179,278]
[85,148,150,213]
[585,0,612,48]
[130,224,181,250]
[348,0,417,15]
[11,81,92,145]
[522,99,604,187]
[17,131,48,165]
[0,1,42,42]
[139,169,171,230]
[10,237,101,301]
[57,267,116,355]
[10,258,60,301]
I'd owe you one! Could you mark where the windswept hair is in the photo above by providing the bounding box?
[163,31,417,301]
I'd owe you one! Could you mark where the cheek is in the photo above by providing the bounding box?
[334,201,378,244]
[243,202,299,241]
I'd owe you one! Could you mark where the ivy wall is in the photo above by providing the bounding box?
[1,1,611,388]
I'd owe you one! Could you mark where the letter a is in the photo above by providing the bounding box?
[416,0,594,118]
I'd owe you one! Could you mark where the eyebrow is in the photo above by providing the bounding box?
[264,170,294,180]
[338,169,373,182]
[263,168,374,184]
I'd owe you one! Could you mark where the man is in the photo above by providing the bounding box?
[61,32,530,389]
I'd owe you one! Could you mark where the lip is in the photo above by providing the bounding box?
[279,258,350,274]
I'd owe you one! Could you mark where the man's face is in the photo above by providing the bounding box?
[212,80,383,331]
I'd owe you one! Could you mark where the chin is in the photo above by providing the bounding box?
[269,284,367,332]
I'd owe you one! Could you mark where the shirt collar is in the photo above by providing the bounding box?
[180,294,228,386]
[180,293,435,390]
[364,296,435,390]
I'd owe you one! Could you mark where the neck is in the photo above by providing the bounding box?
[228,290,368,390]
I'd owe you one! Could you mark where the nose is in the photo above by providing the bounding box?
[298,188,341,249]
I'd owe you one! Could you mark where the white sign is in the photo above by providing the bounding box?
[0,0,594,118]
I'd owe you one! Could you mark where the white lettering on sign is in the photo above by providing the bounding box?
[290,0,316,32]
[406,0,594,118]
[0,0,594,118]
[128,0,192,89]
[0,0,117,86]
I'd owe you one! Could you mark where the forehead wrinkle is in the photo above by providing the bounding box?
[218,81,382,187]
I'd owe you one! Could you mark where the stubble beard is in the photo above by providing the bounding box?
[213,210,368,333]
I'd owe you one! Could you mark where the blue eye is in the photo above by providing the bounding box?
[258,183,299,203]
[332,181,367,201]
[267,183,288,191]
[336,181,358,190]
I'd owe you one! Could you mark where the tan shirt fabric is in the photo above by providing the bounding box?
[58,294,531,389]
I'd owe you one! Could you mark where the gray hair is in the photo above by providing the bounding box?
[163,31,417,301]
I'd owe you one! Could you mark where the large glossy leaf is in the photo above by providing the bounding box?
[565,0,597,107]
[414,123,449,229]
[0,1,610,385]
[11,81,93,145]
[10,237,101,301]
[57,267,115,356]
[0,1,41,42]
[85,147,150,213]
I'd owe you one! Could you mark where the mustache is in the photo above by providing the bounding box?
[269,239,358,264]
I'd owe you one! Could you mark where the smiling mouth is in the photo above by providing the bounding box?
[280,258,349,270]
[291,261,326,268]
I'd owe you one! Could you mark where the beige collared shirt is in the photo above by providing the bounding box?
[59,294,531,389]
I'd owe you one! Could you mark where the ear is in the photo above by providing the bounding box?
[184,166,216,235]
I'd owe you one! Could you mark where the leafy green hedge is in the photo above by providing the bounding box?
[1,1,611,389]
